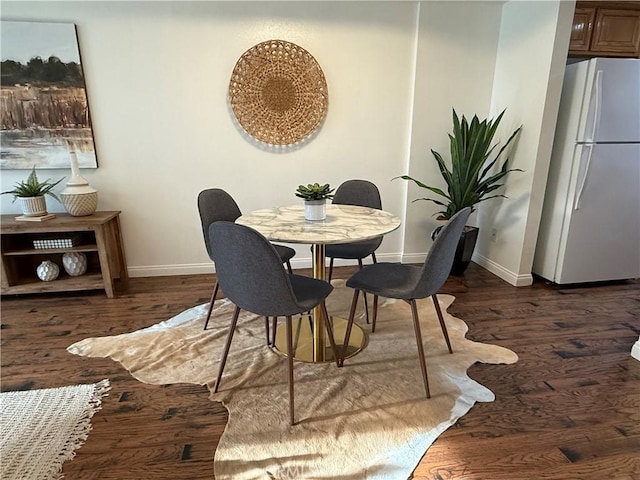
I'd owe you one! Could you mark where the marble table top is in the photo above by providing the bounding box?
[237,204,401,245]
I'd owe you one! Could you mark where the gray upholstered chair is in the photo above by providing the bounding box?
[197,188,296,331]
[339,207,471,399]
[209,221,339,425]
[325,179,383,280]
[325,179,383,325]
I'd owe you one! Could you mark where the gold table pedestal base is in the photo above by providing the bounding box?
[273,316,366,363]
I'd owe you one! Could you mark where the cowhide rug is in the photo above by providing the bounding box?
[68,280,518,479]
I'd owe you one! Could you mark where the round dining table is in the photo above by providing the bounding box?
[237,204,401,363]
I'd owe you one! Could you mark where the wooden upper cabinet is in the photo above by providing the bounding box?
[570,7,596,52]
[591,9,640,55]
[569,2,640,57]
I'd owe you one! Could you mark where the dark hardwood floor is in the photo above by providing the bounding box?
[1,263,639,479]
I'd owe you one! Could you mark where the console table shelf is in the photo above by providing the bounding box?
[1,211,128,298]
[3,244,99,256]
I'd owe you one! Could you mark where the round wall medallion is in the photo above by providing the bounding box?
[229,39,328,145]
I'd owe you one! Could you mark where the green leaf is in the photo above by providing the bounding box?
[294,181,334,200]
[1,166,64,202]
[393,108,522,218]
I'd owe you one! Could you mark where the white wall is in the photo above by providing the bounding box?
[403,1,502,261]
[1,1,416,276]
[473,0,574,286]
[1,1,574,285]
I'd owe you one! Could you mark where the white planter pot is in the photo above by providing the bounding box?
[19,196,48,217]
[304,199,326,221]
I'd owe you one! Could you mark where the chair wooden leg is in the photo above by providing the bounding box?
[339,289,360,367]
[321,302,340,367]
[358,259,370,324]
[409,299,431,398]
[203,282,220,330]
[285,315,295,426]
[362,293,370,324]
[285,261,293,274]
[271,317,278,346]
[371,252,378,264]
[432,294,453,354]
[328,258,334,282]
[214,306,241,393]
[371,294,379,333]
[288,315,310,352]
[293,316,303,352]
[265,317,271,345]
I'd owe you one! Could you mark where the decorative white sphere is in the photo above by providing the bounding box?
[62,252,88,276]
[36,260,60,282]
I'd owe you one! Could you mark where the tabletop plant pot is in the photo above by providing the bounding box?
[18,196,48,217]
[295,183,334,221]
[1,166,63,217]
[304,199,326,221]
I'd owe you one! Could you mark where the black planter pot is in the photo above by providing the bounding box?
[450,226,479,276]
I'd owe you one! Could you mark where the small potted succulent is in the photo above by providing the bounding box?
[295,183,335,221]
[1,166,64,217]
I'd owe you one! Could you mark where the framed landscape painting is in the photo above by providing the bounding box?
[0,21,98,169]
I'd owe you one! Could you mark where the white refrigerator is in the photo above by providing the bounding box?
[534,57,640,284]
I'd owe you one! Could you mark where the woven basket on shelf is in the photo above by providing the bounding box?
[229,39,329,146]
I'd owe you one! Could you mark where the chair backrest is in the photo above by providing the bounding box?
[411,207,472,299]
[209,222,303,317]
[197,188,242,260]
[332,180,382,210]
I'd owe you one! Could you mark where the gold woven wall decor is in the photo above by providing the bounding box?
[229,40,328,145]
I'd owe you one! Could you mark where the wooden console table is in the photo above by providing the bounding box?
[1,211,128,298]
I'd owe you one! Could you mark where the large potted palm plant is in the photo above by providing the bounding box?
[396,108,522,275]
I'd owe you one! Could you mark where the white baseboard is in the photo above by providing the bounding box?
[127,252,532,285]
[127,253,405,278]
[403,252,532,286]
[128,253,533,287]
[632,338,640,361]
[401,253,427,265]
[128,263,214,278]
[471,253,533,287]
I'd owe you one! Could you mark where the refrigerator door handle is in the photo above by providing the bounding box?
[574,144,594,211]
[586,70,603,142]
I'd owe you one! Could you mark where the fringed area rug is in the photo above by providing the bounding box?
[0,380,110,479]
[68,281,517,479]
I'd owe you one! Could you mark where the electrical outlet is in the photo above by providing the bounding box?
[490,228,498,243]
